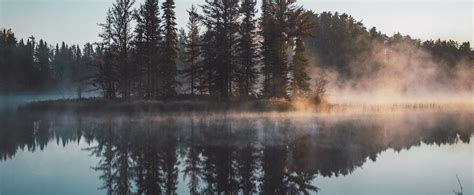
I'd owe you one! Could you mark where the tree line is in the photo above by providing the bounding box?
[0,29,94,95]
[305,11,474,81]
[93,0,317,100]
[1,0,472,99]
[0,0,316,100]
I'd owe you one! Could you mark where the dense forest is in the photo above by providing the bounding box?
[0,0,472,100]
[0,32,95,95]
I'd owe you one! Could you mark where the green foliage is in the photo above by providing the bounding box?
[305,12,369,79]
[260,0,295,98]
[98,0,136,99]
[200,0,241,98]
[134,0,162,99]
[0,30,39,92]
[291,38,311,96]
[289,9,314,97]
[183,5,201,97]
[236,0,259,97]
[0,29,95,94]
[305,11,473,84]
[422,39,473,67]
[3,0,473,103]
[160,0,179,99]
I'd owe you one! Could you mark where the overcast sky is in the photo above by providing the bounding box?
[0,0,472,46]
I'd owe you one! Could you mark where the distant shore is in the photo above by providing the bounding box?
[18,98,300,113]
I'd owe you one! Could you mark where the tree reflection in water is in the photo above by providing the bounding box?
[0,112,472,194]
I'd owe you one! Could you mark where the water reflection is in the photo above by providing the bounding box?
[1,112,473,194]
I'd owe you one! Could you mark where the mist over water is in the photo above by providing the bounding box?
[0,110,472,194]
[309,36,474,106]
[1,1,473,194]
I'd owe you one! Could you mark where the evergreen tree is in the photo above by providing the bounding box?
[0,29,18,91]
[291,38,310,96]
[115,0,135,99]
[261,0,292,98]
[96,0,135,99]
[52,42,73,91]
[72,45,84,98]
[51,43,61,82]
[25,36,38,90]
[289,9,313,97]
[97,9,118,99]
[199,2,219,96]
[34,39,52,88]
[82,43,96,77]
[184,5,201,98]
[80,43,96,93]
[0,29,97,94]
[201,0,240,99]
[160,0,179,99]
[237,0,259,97]
[260,0,275,97]
[110,0,135,99]
[261,0,311,98]
[35,40,49,72]
[305,12,369,79]
[23,37,36,90]
[176,28,187,94]
[134,0,162,99]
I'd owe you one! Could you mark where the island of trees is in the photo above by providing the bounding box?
[1,0,473,111]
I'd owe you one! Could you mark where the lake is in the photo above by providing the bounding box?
[0,109,473,195]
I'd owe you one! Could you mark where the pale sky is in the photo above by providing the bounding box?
[0,0,472,46]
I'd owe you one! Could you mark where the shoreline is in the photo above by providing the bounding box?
[18,98,298,113]
[17,98,474,114]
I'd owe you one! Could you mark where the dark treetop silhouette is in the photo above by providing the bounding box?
[1,0,472,101]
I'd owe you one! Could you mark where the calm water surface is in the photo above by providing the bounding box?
[0,110,473,195]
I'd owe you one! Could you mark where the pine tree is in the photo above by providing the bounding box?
[1,30,98,93]
[291,38,310,96]
[134,0,162,99]
[0,30,18,92]
[115,0,135,99]
[261,0,298,98]
[82,43,95,76]
[71,45,84,98]
[81,43,96,92]
[110,0,135,99]
[199,28,217,96]
[260,0,278,98]
[52,42,74,92]
[26,37,36,88]
[96,0,135,99]
[51,43,61,83]
[34,39,49,72]
[289,9,313,97]
[176,28,187,94]
[201,0,240,99]
[34,39,51,88]
[97,8,118,99]
[237,0,259,97]
[199,1,219,96]
[184,5,201,98]
[160,0,178,99]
